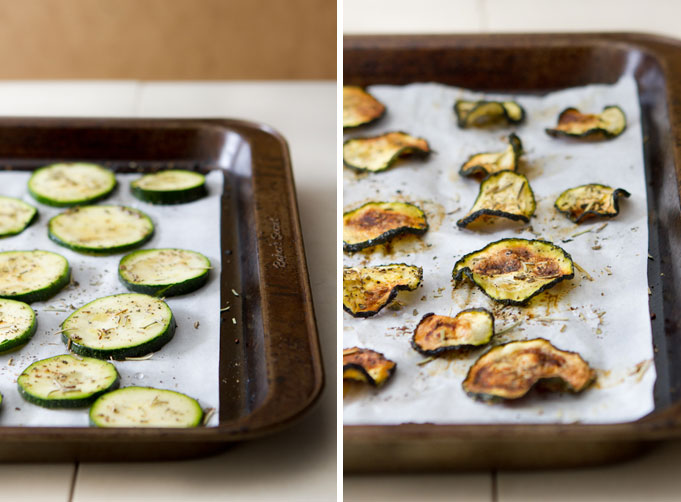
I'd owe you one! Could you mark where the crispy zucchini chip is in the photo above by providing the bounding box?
[411,308,494,356]
[463,338,595,401]
[453,238,574,305]
[343,347,396,386]
[343,263,422,318]
[555,184,630,223]
[343,132,430,173]
[546,105,626,140]
[460,134,523,178]
[343,86,386,128]
[457,171,535,228]
[454,100,525,128]
[343,201,428,252]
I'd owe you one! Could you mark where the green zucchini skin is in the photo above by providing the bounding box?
[28,163,116,207]
[410,308,495,356]
[0,197,38,238]
[0,299,37,353]
[0,250,70,303]
[130,170,207,205]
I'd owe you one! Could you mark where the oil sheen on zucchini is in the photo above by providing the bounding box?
[0,250,70,303]
[130,170,207,205]
[62,293,175,360]
[343,347,396,386]
[0,298,37,353]
[463,338,595,401]
[460,134,523,178]
[454,100,525,128]
[0,196,38,237]
[343,201,428,252]
[411,308,494,356]
[453,238,574,305]
[545,105,626,140]
[28,162,116,207]
[343,132,430,173]
[343,86,386,128]
[555,184,630,223]
[18,354,120,409]
[89,386,204,427]
[343,263,422,317]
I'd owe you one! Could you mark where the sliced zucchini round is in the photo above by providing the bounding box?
[118,248,210,297]
[0,250,70,303]
[17,354,120,409]
[343,86,386,128]
[0,298,37,352]
[130,170,207,205]
[411,308,494,356]
[343,132,430,173]
[460,134,523,178]
[555,184,630,223]
[62,293,175,360]
[48,205,154,255]
[546,105,626,140]
[454,100,525,128]
[89,386,203,428]
[0,196,38,237]
[28,162,116,207]
[343,347,396,387]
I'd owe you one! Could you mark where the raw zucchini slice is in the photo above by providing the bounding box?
[0,298,37,352]
[453,238,574,305]
[48,205,154,255]
[62,293,175,360]
[0,250,70,303]
[28,162,116,207]
[343,132,430,173]
[545,105,626,140]
[343,201,428,252]
[555,184,630,223]
[457,171,535,228]
[17,354,120,409]
[460,134,523,178]
[343,86,386,128]
[130,170,207,205]
[463,338,595,402]
[343,347,396,386]
[0,196,38,237]
[411,308,494,356]
[454,100,525,128]
[89,387,203,428]
[119,248,211,297]
[343,263,422,318]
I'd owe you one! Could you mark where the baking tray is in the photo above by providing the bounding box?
[0,117,323,461]
[344,32,681,471]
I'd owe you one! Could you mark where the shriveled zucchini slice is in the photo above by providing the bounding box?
[343,347,396,386]
[460,134,523,178]
[62,293,175,360]
[18,354,120,409]
[411,308,494,356]
[131,170,207,205]
[89,387,203,427]
[343,132,430,173]
[343,263,422,318]
[0,250,70,303]
[343,86,386,128]
[546,105,626,140]
[48,205,154,255]
[463,338,595,401]
[454,100,525,128]
[343,201,428,252]
[453,238,574,305]
[0,298,37,352]
[0,196,38,237]
[28,162,116,207]
[555,184,630,223]
[457,171,535,228]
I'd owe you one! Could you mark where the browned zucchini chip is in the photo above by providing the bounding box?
[457,171,535,228]
[343,201,428,252]
[343,86,386,128]
[343,347,396,386]
[343,263,422,318]
[343,132,430,173]
[453,238,574,305]
[545,105,626,140]
[411,308,494,356]
[454,100,525,128]
[460,134,523,178]
[555,184,630,223]
[463,338,596,401]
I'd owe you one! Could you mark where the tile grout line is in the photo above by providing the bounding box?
[491,469,498,502]
[67,461,80,502]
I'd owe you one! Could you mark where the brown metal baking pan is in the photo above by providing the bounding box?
[344,33,681,471]
[0,118,323,461]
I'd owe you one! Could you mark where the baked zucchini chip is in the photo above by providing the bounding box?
[463,338,595,401]
[343,132,430,173]
[453,238,574,305]
[411,308,494,356]
[0,196,38,238]
[454,100,525,128]
[460,134,523,178]
[343,201,428,252]
[457,171,535,228]
[555,184,630,223]
[343,263,422,318]
[545,105,626,140]
[343,86,386,128]
[343,347,396,386]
